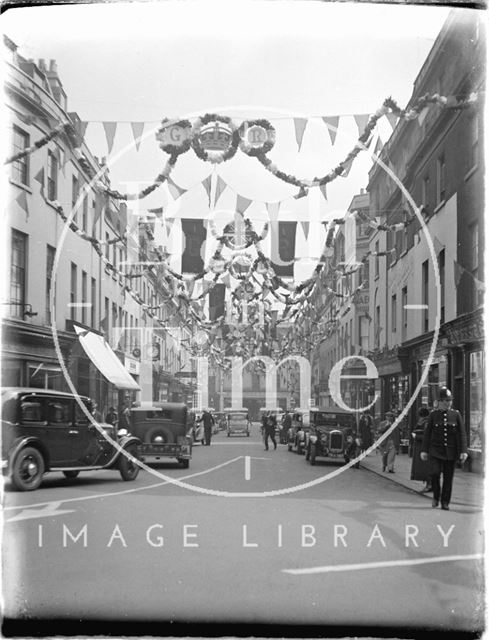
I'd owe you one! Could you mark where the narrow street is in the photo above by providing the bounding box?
[3,427,483,632]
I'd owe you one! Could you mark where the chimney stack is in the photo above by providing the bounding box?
[49,59,57,73]
[38,58,46,72]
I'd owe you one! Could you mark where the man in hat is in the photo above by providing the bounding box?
[421,387,468,510]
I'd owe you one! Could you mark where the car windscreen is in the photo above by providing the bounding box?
[312,412,355,427]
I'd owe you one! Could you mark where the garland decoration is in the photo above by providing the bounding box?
[191,113,240,164]
[238,119,276,156]
[155,118,192,157]
[5,122,69,165]
[97,157,177,200]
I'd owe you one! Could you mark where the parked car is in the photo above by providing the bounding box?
[287,408,310,454]
[1,387,141,491]
[304,408,357,465]
[130,402,192,468]
[224,408,251,437]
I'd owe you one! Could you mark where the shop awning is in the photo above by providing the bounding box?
[74,324,140,390]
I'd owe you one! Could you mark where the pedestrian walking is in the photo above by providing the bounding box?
[197,409,215,446]
[105,406,119,429]
[344,434,360,468]
[358,409,373,453]
[119,403,131,430]
[410,405,432,492]
[421,387,468,510]
[379,411,400,473]
[263,411,277,451]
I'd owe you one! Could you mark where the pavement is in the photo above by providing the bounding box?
[358,449,485,508]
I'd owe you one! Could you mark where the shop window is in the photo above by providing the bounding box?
[469,350,483,450]
[11,126,29,185]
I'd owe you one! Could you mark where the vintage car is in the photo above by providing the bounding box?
[224,408,251,437]
[1,388,141,491]
[287,408,310,454]
[130,402,192,467]
[304,408,357,465]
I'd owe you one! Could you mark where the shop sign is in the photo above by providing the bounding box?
[124,356,140,375]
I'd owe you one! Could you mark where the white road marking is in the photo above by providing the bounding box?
[245,456,251,480]
[6,502,75,523]
[3,456,244,513]
[283,553,484,575]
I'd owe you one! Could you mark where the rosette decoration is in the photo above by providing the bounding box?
[238,119,276,157]
[192,113,240,163]
[229,253,254,280]
[156,118,192,157]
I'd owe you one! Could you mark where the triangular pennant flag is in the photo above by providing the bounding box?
[353,114,370,138]
[322,116,339,145]
[453,261,464,287]
[386,112,398,130]
[300,221,310,240]
[214,175,227,207]
[266,201,281,223]
[236,194,252,216]
[148,207,164,219]
[130,122,145,151]
[222,273,231,288]
[319,183,328,201]
[373,137,384,157]
[293,118,308,152]
[102,122,117,155]
[34,167,45,189]
[167,177,187,200]
[433,235,444,255]
[202,175,212,207]
[16,190,29,217]
[79,121,89,141]
[165,217,176,236]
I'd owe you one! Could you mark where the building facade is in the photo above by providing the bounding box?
[3,36,195,416]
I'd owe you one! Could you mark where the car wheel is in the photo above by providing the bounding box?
[144,426,175,445]
[179,459,189,469]
[11,447,45,491]
[119,445,140,481]
[63,470,80,479]
[310,444,316,465]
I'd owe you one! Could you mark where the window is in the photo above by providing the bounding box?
[113,243,117,271]
[438,249,445,324]
[105,232,110,259]
[436,154,446,204]
[468,223,481,307]
[91,278,96,327]
[468,115,479,172]
[104,297,110,336]
[81,271,87,324]
[82,190,88,232]
[112,303,118,331]
[47,150,58,200]
[422,174,430,209]
[46,245,55,324]
[391,294,397,333]
[72,175,79,222]
[374,240,379,278]
[11,126,29,185]
[70,262,77,321]
[48,399,72,424]
[422,260,429,332]
[21,397,45,422]
[375,305,381,348]
[401,286,408,341]
[10,229,27,317]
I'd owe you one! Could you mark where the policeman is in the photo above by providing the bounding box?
[420,387,468,510]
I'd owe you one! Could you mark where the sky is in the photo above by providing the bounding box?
[2,0,454,281]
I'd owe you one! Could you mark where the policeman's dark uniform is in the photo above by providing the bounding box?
[421,398,467,508]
